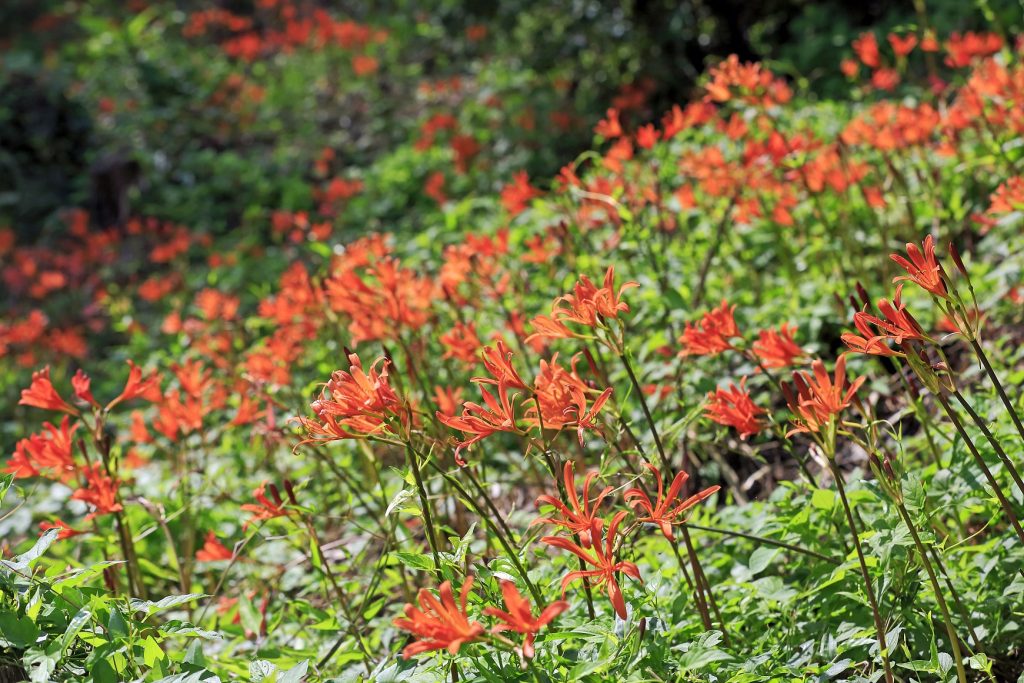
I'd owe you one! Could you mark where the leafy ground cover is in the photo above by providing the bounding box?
[3,2,1024,682]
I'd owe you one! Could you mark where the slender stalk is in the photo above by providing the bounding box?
[953,390,1024,499]
[894,502,967,683]
[433,465,543,605]
[619,351,725,639]
[828,461,895,683]
[970,339,1024,445]
[927,545,981,649]
[674,531,712,630]
[685,521,839,565]
[692,198,735,310]
[405,442,441,569]
[935,394,1024,544]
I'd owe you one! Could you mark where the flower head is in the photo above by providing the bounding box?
[71,464,123,519]
[393,578,485,658]
[752,324,805,369]
[704,379,765,439]
[241,480,292,528]
[484,581,568,659]
[679,301,740,357]
[542,512,642,619]
[625,464,720,541]
[783,355,865,437]
[196,531,234,561]
[532,461,612,548]
[437,381,522,466]
[891,235,947,297]
[19,367,78,415]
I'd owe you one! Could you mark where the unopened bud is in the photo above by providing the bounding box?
[948,242,969,278]
[856,281,872,309]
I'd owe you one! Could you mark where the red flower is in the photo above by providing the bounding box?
[852,32,880,68]
[297,353,401,446]
[891,235,947,297]
[106,361,162,411]
[393,578,485,658]
[783,355,865,436]
[19,367,78,415]
[483,581,568,659]
[4,416,80,481]
[440,322,482,365]
[842,313,902,357]
[625,464,720,541]
[533,461,613,547]
[71,464,123,519]
[474,340,529,390]
[543,266,637,333]
[678,301,740,357]
[704,379,765,439]
[71,369,98,408]
[39,518,86,540]
[752,324,805,369]
[437,381,522,465]
[500,171,541,217]
[241,481,292,528]
[888,32,918,56]
[196,531,234,561]
[542,512,642,620]
[594,108,623,139]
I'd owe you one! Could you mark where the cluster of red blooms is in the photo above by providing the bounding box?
[4,363,160,536]
[184,3,386,64]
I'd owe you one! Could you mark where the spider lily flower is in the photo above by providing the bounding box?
[296,353,401,446]
[624,464,720,541]
[19,367,79,415]
[891,235,947,298]
[751,324,805,368]
[527,267,637,342]
[71,464,124,519]
[241,480,293,528]
[196,531,234,561]
[106,360,162,411]
[782,355,865,437]
[393,578,485,658]
[474,340,529,389]
[859,285,929,344]
[437,381,523,466]
[704,379,765,439]
[542,512,642,620]
[3,416,79,481]
[71,369,98,408]
[678,301,740,357]
[484,580,569,659]
[39,518,86,540]
[564,385,613,446]
[440,321,482,365]
[532,461,613,548]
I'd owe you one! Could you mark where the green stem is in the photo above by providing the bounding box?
[894,502,966,683]
[953,390,1024,499]
[970,339,1024,448]
[829,460,895,683]
[405,442,441,569]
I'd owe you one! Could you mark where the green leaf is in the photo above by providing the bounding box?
[811,489,835,510]
[0,612,39,648]
[60,608,92,652]
[130,593,206,616]
[748,547,779,575]
[142,636,165,667]
[2,529,59,573]
[394,551,435,572]
[238,594,263,635]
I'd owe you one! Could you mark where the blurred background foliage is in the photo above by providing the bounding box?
[1,0,1021,238]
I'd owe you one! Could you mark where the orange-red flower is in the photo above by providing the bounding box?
[533,461,613,547]
[297,353,401,445]
[542,512,642,620]
[678,301,740,357]
[891,235,947,297]
[71,464,123,519]
[752,324,805,368]
[484,581,568,659]
[474,340,528,390]
[71,369,98,408]
[19,367,78,415]
[704,379,765,439]
[440,322,482,365]
[39,518,86,540]
[241,481,292,528]
[4,416,80,481]
[500,171,540,217]
[437,381,522,465]
[106,360,162,411]
[393,578,485,658]
[988,177,1024,216]
[783,355,865,436]
[196,531,234,561]
[625,464,720,541]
